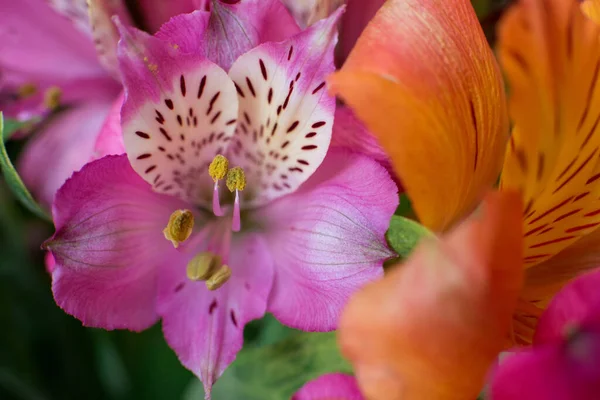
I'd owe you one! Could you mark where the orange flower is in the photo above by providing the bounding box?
[329,0,509,232]
[331,0,600,344]
[339,191,523,400]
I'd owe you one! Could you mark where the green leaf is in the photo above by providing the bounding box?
[0,113,50,220]
[203,332,351,400]
[386,215,434,259]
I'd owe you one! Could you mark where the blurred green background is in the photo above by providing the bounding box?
[0,1,507,398]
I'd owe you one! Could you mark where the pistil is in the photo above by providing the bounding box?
[226,167,246,232]
[208,154,229,216]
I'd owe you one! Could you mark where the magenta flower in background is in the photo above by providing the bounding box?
[293,373,363,400]
[0,0,200,207]
[43,2,398,396]
[490,268,600,399]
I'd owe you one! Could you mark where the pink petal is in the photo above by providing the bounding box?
[535,269,600,344]
[337,0,386,65]
[157,234,274,396]
[138,0,201,33]
[93,92,126,159]
[88,0,132,79]
[260,149,398,331]
[117,22,238,204]
[0,0,104,85]
[46,154,190,331]
[490,325,600,400]
[156,0,300,70]
[227,8,342,207]
[293,373,364,400]
[18,98,115,206]
[331,107,392,175]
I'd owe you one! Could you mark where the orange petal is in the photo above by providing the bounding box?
[499,0,600,266]
[582,0,600,24]
[339,191,523,400]
[329,0,508,232]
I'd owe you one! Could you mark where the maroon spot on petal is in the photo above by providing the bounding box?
[193,116,198,127]
[167,154,175,160]
[144,165,157,174]
[226,119,237,126]
[530,196,574,224]
[268,88,273,104]
[524,224,548,237]
[282,155,288,161]
[234,82,245,98]
[565,222,600,233]
[158,146,166,152]
[259,59,268,80]
[165,99,174,109]
[286,121,299,133]
[159,127,172,141]
[180,74,187,96]
[207,92,221,115]
[197,75,207,98]
[135,131,150,139]
[305,132,317,138]
[288,45,294,60]
[177,115,183,126]
[281,141,290,149]
[574,191,590,201]
[155,109,165,123]
[153,174,161,184]
[163,184,174,191]
[311,121,326,128]
[244,112,251,125]
[297,159,309,165]
[524,254,550,262]
[554,149,598,194]
[277,105,282,116]
[530,236,576,249]
[584,208,600,217]
[174,283,185,293]
[246,77,256,97]
[217,132,225,140]
[295,72,301,81]
[280,174,288,179]
[211,111,222,124]
[209,299,218,315]
[209,132,216,142]
[312,82,326,94]
[271,123,278,137]
[230,310,238,327]
[137,153,152,160]
[586,172,600,185]
[554,209,582,223]
[301,145,318,150]
[289,167,303,172]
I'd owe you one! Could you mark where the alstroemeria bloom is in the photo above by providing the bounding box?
[43,5,398,396]
[490,268,600,399]
[338,191,523,400]
[331,0,600,344]
[0,0,200,206]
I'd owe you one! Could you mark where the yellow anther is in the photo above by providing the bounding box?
[226,167,246,192]
[43,86,62,110]
[206,265,232,290]
[186,252,221,281]
[163,209,194,248]
[18,83,37,98]
[209,154,229,182]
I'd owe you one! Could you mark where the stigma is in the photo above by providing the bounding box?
[186,252,232,290]
[208,155,246,231]
[163,209,194,248]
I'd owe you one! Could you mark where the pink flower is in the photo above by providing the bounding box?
[43,3,398,396]
[0,0,200,206]
[293,373,364,400]
[490,268,600,399]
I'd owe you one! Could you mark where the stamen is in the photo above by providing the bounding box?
[43,86,62,110]
[186,252,221,281]
[163,209,195,248]
[206,265,232,290]
[226,167,246,232]
[209,155,229,217]
[18,83,37,98]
